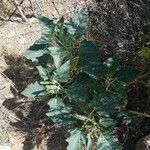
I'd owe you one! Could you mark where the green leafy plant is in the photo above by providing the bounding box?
[22,10,139,150]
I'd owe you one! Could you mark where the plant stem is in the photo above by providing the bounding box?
[83,109,95,127]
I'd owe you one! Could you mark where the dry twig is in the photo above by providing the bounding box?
[13,0,28,22]
[129,110,150,118]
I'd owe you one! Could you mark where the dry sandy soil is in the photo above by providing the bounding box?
[0,0,87,149]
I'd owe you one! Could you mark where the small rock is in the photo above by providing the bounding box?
[0,145,11,150]
[136,135,150,150]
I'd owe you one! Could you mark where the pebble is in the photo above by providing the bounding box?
[0,145,11,150]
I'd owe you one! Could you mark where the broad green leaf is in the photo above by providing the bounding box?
[57,16,64,26]
[37,66,48,80]
[21,81,46,98]
[113,80,126,97]
[55,60,70,82]
[67,84,89,102]
[79,40,100,66]
[79,40,99,56]
[96,132,120,150]
[47,97,67,110]
[66,129,86,150]
[83,64,107,80]
[116,68,140,82]
[71,9,88,28]
[90,91,124,114]
[113,110,137,125]
[66,73,95,102]
[23,50,48,62]
[65,25,76,36]
[35,16,55,44]
[25,40,49,64]
[48,46,67,68]
[99,117,117,128]
[66,10,89,37]
[47,97,75,126]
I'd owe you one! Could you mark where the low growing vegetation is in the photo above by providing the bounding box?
[22,10,141,149]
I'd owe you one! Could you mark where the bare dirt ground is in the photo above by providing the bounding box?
[0,0,87,149]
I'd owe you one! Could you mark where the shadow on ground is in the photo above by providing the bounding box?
[3,98,67,150]
[2,55,67,150]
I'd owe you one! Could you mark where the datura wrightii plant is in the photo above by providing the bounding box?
[22,10,139,150]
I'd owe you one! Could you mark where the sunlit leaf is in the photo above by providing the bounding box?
[37,66,48,80]
[48,46,67,68]
[21,81,46,98]
[66,10,89,37]
[96,132,120,150]
[35,16,55,44]
[55,60,70,82]
[99,117,117,128]
[47,97,76,126]
[66,128,86,150]
[23,50,48,62]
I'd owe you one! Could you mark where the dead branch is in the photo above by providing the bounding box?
[28,0,35,16]
[50,0,60,16]
[13,0,28,22]
[129,110,150,118]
